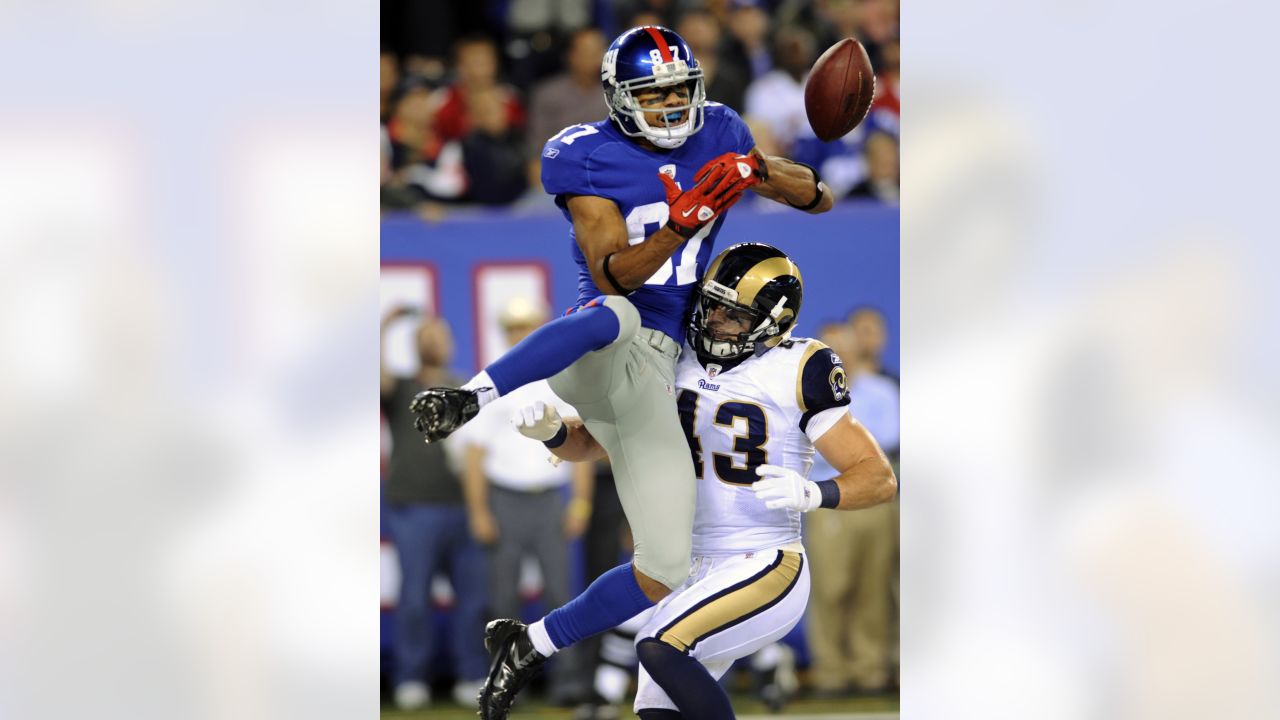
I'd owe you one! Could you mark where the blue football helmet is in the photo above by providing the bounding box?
[601,26,706,149]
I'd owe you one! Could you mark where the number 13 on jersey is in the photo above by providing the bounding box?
[678,389,768,485]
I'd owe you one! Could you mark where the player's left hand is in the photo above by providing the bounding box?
[696,149,762,189]
[511,400,563,442]
[698,150,768,185]
[752,464,822,512]
[660,152,762,239]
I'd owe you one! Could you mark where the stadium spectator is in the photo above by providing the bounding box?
[847,305,901,687]
[812,0,860,53]
[380,308,489,710]
[723,0,773,81]
[624,9,665,30]
[744,25,818,153]
[612,0,686,30]
[382,0,486,72]
[461,88,529,204]
[507,0,592,36]
[856,0,900,56]
[454,297,595,704]
[433,35,527,143]
[812,0,899,65]
[381,51,400,122]
[676,8,750,112]
[804,313,899,697]
[382,78,466,208]
[870,38,900,133]
[571,460,632,719]
[846,131,899,205]
[526,28,610,191]
[846,308,900,451]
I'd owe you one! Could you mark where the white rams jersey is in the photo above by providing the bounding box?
[675,337,851,556]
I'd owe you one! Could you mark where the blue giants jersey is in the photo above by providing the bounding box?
[540,102,756,343]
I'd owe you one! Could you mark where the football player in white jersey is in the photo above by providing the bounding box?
[514,243,898,719]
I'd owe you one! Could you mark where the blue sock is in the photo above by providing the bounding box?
[485,300,619,395]
[636,639,735,720]
[543,563,654,649]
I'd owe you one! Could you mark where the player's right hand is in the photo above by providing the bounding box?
[511,400,564,442]
[660,153,760,239]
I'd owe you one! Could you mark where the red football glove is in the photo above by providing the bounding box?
[660,152,763,239]
[700,150,769,184]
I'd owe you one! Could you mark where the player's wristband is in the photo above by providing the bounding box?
[815,479,842,509]
[602,252,638,295]
[663,219,700,240]
[784,161,825,211]
[751,150,770,182]
[543,423,568,449]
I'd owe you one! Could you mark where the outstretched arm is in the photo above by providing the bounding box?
[753,414,896,512]
[749,149,836,214]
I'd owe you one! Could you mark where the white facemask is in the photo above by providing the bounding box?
[635,111,693,148]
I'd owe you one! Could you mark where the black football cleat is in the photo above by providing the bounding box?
[409,386,485,442]
[478,619,547,720]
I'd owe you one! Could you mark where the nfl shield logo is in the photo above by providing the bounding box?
[659,163,676,178]
[707,364,721,378]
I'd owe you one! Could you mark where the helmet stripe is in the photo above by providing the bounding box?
[735,256,803,308]
[644,27,674,62]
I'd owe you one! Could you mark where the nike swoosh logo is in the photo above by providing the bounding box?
[681,207,695,218]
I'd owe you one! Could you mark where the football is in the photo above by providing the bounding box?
[804,38,876,142]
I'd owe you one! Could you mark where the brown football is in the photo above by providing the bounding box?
[804,38,876,142]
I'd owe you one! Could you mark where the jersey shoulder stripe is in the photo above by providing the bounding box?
[790,337,851,431]
[792,339,830,412]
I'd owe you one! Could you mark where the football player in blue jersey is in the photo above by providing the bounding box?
[408,26,835,719]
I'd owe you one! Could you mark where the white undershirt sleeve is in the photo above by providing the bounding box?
[803,406,849,445]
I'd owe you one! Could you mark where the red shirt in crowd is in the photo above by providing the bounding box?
[872,72,899,118]
[432,85,526,141]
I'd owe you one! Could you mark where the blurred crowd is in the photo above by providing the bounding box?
[381,298,900,712]
[381,0,900,213]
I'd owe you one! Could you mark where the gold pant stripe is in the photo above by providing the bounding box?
[656,550,804,653]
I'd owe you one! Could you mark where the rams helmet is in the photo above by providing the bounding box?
[689,243,804,363]
[601,26,706,149]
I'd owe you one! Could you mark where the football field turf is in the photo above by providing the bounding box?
[381,693,900,719]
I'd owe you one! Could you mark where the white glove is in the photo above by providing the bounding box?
[752,464,822,512]
[511,400,564,442]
